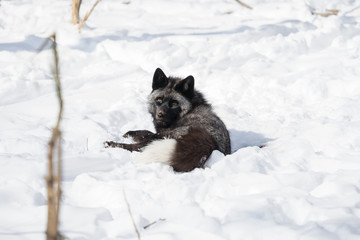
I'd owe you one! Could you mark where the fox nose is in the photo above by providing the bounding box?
[157,111,164,119]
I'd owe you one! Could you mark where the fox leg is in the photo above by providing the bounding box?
[105,130,160,152]
[104,141,149,152]
[123,130,157,143]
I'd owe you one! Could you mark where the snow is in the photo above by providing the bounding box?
[1,0,360,239]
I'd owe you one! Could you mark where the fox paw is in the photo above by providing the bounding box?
[122,131,134,139]
[104,141,114,148]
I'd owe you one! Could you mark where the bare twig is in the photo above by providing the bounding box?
[36,38,52,53]
[235,0,252,10]
[312,9,339,17]
[143,218,166,229]
[72,0,82,24]
[123,189,141,240]
[45,33,63,240]
[78,0,102,32]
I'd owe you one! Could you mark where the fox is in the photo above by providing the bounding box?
[104,68,231,172]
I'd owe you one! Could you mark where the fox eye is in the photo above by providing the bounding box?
[169,100,179,108]
[155,97,163,105]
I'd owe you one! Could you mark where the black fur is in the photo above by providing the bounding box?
[171,127,217,172]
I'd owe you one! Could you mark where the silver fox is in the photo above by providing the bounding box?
[105,68,231,172]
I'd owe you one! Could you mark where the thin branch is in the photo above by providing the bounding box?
[72,0,82,24]
[123,189,141,240]
[36,38,52,53]
[312,9,339,17]
[46,33,63,240]
[143,218,166,229]
[55,130,62,230]
[235,0,252,10]
[78,0,102,32]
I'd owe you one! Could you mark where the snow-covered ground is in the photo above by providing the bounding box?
[1,0,360,239]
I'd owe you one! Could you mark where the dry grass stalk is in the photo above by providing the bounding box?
[235,0,252,10]
[72,0,82,24]
[46,33,63,240]
[123,189,141,240]
[78,0,102,32]
[312,9,339,17]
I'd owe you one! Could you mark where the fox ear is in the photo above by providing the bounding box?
[152,68,168,90]
[175,75,194,97]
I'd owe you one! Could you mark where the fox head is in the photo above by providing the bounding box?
[148,68,195,129]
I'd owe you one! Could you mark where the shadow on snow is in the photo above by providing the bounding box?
[229,129,273,153]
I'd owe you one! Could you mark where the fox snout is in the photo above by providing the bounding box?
[156,110,165,119]
[155,104,170,120]
[152,97,182,128]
